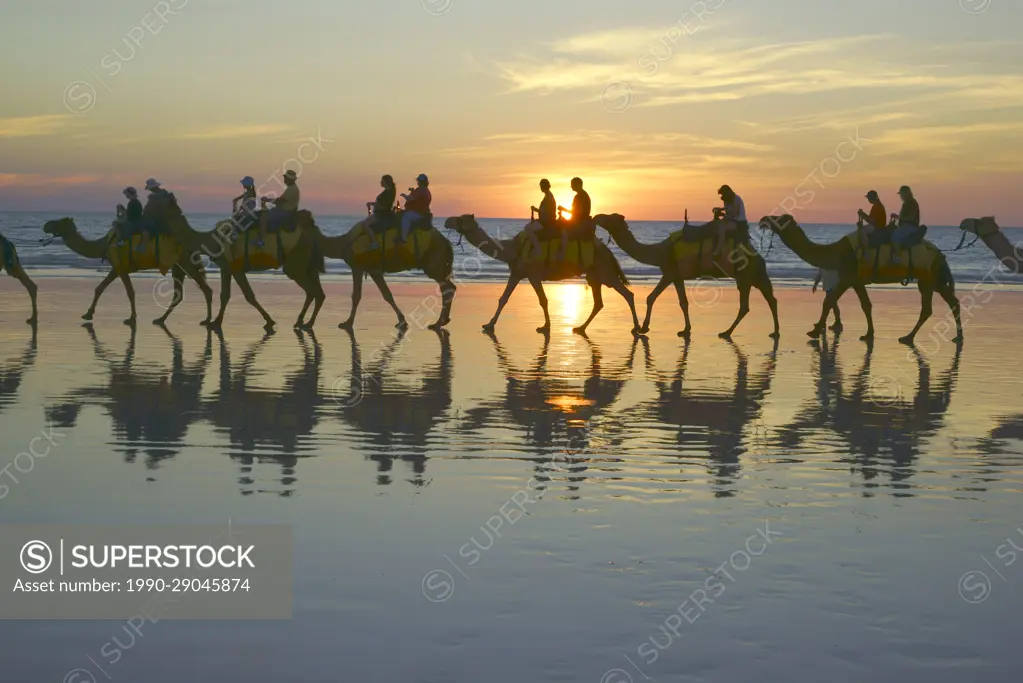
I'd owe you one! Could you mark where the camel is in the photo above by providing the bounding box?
[593,213,779,339]
[335,326,452,486]
[444,215,641,334]
[308,217,455,330]
[0,324,37,415]
[45,323,213,466]
[0,234,38,324]
[633,336,777,496]
[759,214,963,345]
[777,336,960,489]
[42,216,215,326]
[959,217,1022,275]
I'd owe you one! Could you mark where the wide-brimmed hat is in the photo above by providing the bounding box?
[144,178,161,191]
[283,170,298,180]
[240,176,255,187]
[123,186,138,197]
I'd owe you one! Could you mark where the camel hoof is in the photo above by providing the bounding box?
[199,319,211,326]
[81,312,94,321]
[264,321,276,332]
[338,321,354,330]
[718,331,732,339]
[152,318,167,326]
[807,326,823,339]
[26,317,37,325]
[829,322,843,332]
[428,322,442,331]
[769,332,780,339]
[572,327,586,335]
[952,335,964,344]
[483,324,496,333]
[898,336,915,346]
[678,329,691,338]
[124,318,136,326]
[535,326,549,334]
[860,334,874,342]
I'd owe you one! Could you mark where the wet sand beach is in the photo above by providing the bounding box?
[2,276,1022,682]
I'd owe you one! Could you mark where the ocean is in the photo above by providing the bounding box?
[3,211,1021,289]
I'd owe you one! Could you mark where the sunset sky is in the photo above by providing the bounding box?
[1,0,1021,224]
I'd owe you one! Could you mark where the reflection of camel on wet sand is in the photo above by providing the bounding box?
[779,336,961,487]
[46,323,212,465]
[335,327,452,486]
[0,325,37,413]
[459,333,636,495]
[208,329,323,495]
[634,337,778,495]
[1,234,38,324]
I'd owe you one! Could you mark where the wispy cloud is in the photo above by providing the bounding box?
[170,123,299,141]
[0,115,74,138]
[0,173,100,189]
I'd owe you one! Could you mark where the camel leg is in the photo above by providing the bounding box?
[368,271,407,329]
[719,281,751,340]
[674,280,693,338]
[483,274,522,333]
[293,284,314,329]
[753,271,781,339]
[118,272,137,326]
[153,266,185,326]
[899,283,934,346]
[851,283,874,342]
[527,275,551,333]
[339,270,364,330]
[11,266,38,324]
[430,277,456,330]
[303,272,326,329]
[642,274,672,334]
[600,272,641,334]
[83,270,118,321]
[233,269,276,331]
[209,264,232,329]
[936,282,964,344]
[574,274,605,335]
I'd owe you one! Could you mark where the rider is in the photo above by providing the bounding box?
[398,174,431,244]
[889,185,921,264]
[364,174,397,249]
[115,186,144,245]
[556,177,591,260]
[712,184,747,258]
[231,176,258,235]
[524,178,557,258]
[141,178,172,253]
[259,169,300,246]
[855,189,889,254]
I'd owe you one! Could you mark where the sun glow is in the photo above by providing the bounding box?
[556,283,588,322]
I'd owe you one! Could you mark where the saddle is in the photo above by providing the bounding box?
[370,211,434,233]
[532,219,596,241]
[675,219,749,243]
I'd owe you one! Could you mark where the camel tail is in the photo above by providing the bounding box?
[311,235,326,275]
[937,253,955,292]
[609,248,630,287]
[0,235,13,272]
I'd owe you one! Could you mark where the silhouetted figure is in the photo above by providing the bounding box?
[364,174,397,249]
[713,184,747,258]
[556,177,591,260]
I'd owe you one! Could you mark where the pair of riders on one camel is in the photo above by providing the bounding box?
[522,177,593,260]
[362,174,433,249]
[854,185,925,263]
[113,171,303,251]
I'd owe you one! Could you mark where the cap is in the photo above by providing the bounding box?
[416,173,429,183]
[240,176,255,187]
[865,190,879,200]
[283,170,298,180]
[144,178,161,191]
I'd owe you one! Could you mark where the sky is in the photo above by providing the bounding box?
[1,0,1022,224]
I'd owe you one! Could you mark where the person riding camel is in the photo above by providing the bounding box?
[524,178,557,258]
[855,189,889,255]
[556,177,591,261]
[365,174,397,249]
[889,185,921,265]
[398,174,431,245]
[259,169,300,247]
[712,184,747,259]
[141,178,172,253]
[231,176,258,235]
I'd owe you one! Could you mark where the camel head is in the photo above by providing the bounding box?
[42,217,77,237]
[592,213,629,234]
[443,214,477,236]
[959,216,999,237]
[758,214,797,234]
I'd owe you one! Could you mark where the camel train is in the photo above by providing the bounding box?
[6,189,1019,345]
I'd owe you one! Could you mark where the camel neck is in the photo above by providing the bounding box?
[774,223,843,270]
[61,228,108,260]
[601,223,664,266]
[463,224,513,264]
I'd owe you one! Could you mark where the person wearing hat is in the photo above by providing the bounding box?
[229,176,259,236]
[364,174,397,249]
[141,178,172,252]
[712,184,747,258]
[259,169,300,245]
[556,177,591,260]
[854,189,889,253]
[398,174,431,244]
[889,185,921,264]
